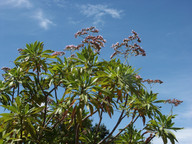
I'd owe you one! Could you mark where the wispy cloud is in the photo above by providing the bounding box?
[33,10,55,30]
[0,0,32,8]
[79,4,122,25]
[0,0,55,30]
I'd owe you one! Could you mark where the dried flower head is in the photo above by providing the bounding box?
[73,27,106,53]
[51,51,65,56]
[1,67,11,72]
[111,30,145,59]
[165,99,183,106]
[64,45,78,51]
[17,48,24,53]
[74,26,99,38]
[142,79,163,84]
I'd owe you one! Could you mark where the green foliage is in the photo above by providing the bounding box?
[80,124,110,143]
[0,27,183,144]
[115,125,146,144]
[145,114,182,144]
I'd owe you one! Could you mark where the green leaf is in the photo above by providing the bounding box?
[42,50,54,54]
[1,105,18,113]
[30,106,45,114]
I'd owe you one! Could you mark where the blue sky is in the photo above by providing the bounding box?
[0,0,192,143]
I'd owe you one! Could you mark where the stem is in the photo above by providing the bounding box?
[20,116,23,144]
[98,94,129,144]
[96,110,103,134]
[74,110,98,144]
[170,104,173,115]
[82,110,97,122]
[12,87,15,103]
[35,65,49,127]
[43,95,48,126]
[107,114,139,144]
[93,110,103,144]
[35,63,61,141]
[75,125,79,144]
[44,114,55,128]
[145,135,155,144]
[54,84,58,104]
[129,129,133,144]
[48,84,60,96]
[52,112,68,129]
[75,115,79,144]
[17,84,20,96]
[124,56,128,65]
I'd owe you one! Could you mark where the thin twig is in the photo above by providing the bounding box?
[145,135,155,144]
[75,115,79,144]
[12,87,15,103]
[93,110,103,144]
[17,84,20,96]
[54,84,58,104]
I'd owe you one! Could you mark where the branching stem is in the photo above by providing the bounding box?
[98,93,129,144]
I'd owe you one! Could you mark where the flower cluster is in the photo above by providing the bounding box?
[51,51,65,56]
[64,44,84,51]
[110,30,146,59]
[142,79,163,84]
[165,99,183,106]
[74,27,106,53]
[74,26,99,38]
[82,35,106,52]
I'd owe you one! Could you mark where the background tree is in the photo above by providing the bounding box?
[0,27,183,144]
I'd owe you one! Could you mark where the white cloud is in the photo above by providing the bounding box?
[176,128,192,143]
[152,128,192,144]
[0,0,32,8]
[0,0,55,30]
[33,10,55,30]
[79,4,122,25]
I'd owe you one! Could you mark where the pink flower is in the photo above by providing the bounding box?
[17,48,24,52]
[77,44,84,49]
[51,51,65,56]
[1,67,11,71]
[111,42,119,48]
[135,75,141,79]
[64,45,77,50]
[91,29,99,33]
[132,30,137,35]
[123,38,129,42]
